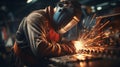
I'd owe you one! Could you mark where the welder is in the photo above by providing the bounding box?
[12,0,83,66]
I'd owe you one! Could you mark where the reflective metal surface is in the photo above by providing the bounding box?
[49,53,120,67]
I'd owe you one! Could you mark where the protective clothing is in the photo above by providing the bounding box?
[13,6,76,66]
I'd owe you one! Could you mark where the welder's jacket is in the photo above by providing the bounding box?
[13,6,76,65]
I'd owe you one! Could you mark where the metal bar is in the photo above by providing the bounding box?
[96,13,120,18]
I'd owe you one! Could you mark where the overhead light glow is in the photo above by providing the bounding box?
[97,7,102,10]
[91,6,95,12]
[27,0,32,3]
[91,6,95,9]
[27,0,37,4]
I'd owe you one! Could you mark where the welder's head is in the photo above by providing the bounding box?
[53,0,82,34]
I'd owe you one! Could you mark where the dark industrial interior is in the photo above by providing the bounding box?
[0,0,120,67]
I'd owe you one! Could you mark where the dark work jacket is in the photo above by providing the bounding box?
[14,6,76,65]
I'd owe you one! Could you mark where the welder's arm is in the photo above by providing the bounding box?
[26,11,76,58]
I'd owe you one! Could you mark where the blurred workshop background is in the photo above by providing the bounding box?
[0,0,120,67]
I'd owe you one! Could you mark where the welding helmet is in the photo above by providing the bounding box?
[53,0,82,34]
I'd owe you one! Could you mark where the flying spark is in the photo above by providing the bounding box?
[77,14,110,48]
